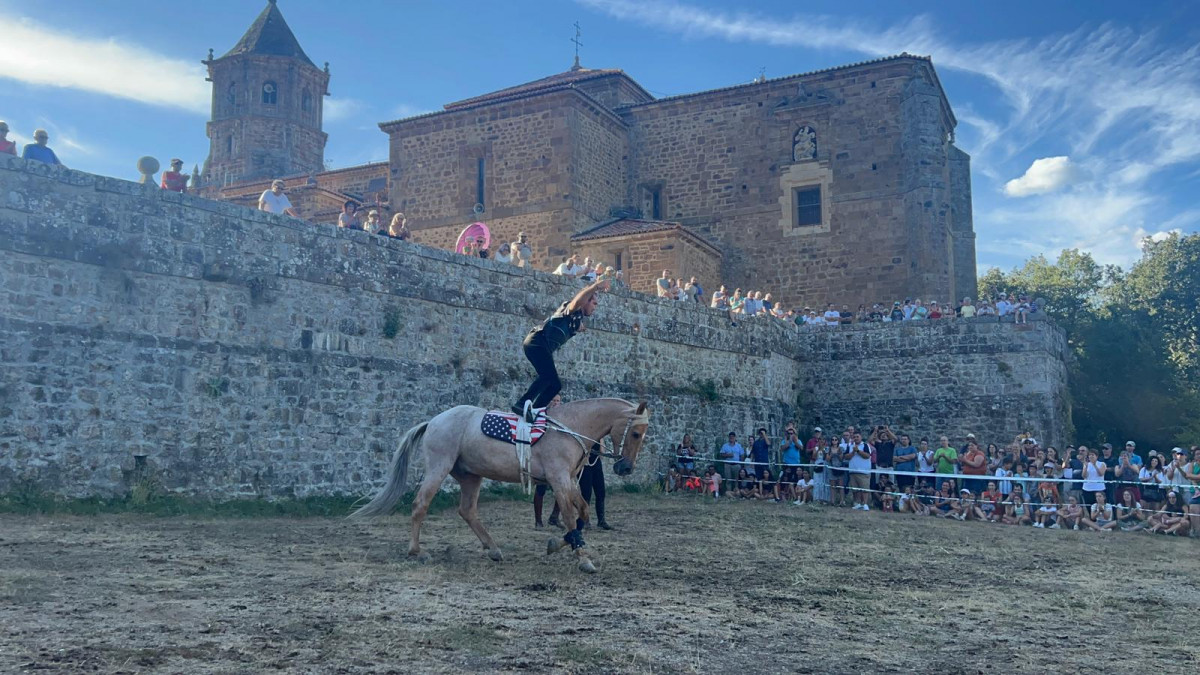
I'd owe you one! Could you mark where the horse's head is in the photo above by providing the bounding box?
[612,402,651,477]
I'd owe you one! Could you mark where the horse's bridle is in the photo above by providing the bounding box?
[544,409,650,465]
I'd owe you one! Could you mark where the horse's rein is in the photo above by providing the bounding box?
[544,410,648,463]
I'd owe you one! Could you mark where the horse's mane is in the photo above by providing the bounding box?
[561,397,637,408]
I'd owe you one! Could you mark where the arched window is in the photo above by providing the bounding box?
[792,126,817,162]
[226,82,236,106]
[301,88,312,113]
[262,81,277,105]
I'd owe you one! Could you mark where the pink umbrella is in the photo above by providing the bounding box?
[454,222,491,254]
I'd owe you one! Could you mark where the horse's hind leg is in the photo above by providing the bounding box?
[454,472,503,562]
[408,452,455,561]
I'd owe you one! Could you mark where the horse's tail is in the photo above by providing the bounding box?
[350,421,428,518]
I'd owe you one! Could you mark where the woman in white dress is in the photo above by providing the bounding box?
[811,442,830,503]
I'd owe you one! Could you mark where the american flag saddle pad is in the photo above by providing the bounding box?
[480,409,549,445]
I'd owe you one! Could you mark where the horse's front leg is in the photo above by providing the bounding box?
[545,484,597,574]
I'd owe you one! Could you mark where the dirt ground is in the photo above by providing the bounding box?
[2,493,1198,674]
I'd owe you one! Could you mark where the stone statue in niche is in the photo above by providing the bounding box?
[793,126,817,162]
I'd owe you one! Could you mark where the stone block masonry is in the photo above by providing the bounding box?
[0,157,1067,498]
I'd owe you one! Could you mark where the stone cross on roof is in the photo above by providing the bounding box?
[571,22,583,71]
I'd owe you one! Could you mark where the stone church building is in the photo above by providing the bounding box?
[201,1,976,308]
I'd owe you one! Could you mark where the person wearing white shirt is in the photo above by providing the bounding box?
[845,432,873,510]
[996,293,1013,317]
[258,180,299,217]
[822,303,841,326]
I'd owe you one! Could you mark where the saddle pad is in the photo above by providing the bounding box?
[481,410,548,445]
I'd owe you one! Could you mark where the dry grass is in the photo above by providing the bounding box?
[1,494,1197,673]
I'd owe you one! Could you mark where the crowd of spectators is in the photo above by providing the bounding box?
[664,424,1200,538]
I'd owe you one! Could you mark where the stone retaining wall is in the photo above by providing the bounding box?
[0,157,1067,498]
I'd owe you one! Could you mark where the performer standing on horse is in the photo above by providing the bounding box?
[513,278,610,421]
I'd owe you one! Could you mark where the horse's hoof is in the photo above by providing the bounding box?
[488,548,504,562]
[408,551,431,564]
[546,537,563,555]
[578,559,597,574]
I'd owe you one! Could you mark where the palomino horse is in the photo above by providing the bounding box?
[352,398,651,573]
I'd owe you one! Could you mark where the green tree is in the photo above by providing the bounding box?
[1117,233,1200,384]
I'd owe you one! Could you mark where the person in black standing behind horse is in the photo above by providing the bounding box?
[513,278,610,420]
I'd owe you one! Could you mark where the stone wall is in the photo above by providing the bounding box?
[0,158,1064,498]
[795,319,1071,449]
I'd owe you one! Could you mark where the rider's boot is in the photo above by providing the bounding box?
[596,501,614,530]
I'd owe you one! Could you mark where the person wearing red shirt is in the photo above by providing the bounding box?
[160,158,189,193]
[0,121,16,156]
[961,440,988,494]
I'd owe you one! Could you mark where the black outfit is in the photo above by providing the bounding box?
[579,455,609,528]
[513,301,584,414]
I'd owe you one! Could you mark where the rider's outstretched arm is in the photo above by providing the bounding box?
[567,279,610,313]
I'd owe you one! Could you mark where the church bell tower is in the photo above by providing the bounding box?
[202,0,328,186]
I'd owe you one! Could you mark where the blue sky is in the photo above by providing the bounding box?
[4,0,1198,271]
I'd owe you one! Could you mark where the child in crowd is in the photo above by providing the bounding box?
[737,468,756,499]
[757,469,776,501]
[876,475,897,512]
[980,481,1003,521]
[794,470,814,505]
[705,466,722,500]
[900,484,930,516]
[1057,496,1084,530]
[684,470,703,493]
[1082,492,1117,531]
[1114,489,1144,531]
[1002,492,1031,525]
[1034,491,1058,528]
[664,466,680,493]
[776,467,799,502]
[1147,491,1190,535]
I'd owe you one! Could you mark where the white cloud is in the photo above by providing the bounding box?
[324,97,365,123]
[1003,156,1084,197]
[580,0,1200,267]
[390,103,435,119]
[0,17,209,113]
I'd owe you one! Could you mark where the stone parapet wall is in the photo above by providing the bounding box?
[0,158,1066,498]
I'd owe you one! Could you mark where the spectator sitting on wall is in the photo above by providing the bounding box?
[613,270,625,289]
[160,158,189,193]
[913,299,931,320]
[493,243,512,263]
[729,289,745,315]
[762,292,775,315]
[553,256,571,275]
[887,301,903,322]
[1015,294,1031,324]
[0,121,16,155]
[258,180,299,217]
[977,298,996,316]
[476,236,490,259]
[855,304,868,323]
[656,270,671,297]
[338,201,360,228]
[511,232,533,268]
[741,291,758,316]
[599,266,617,285]
[928,301,944,319]
[689,277,704,303]
[21,129,62,165]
